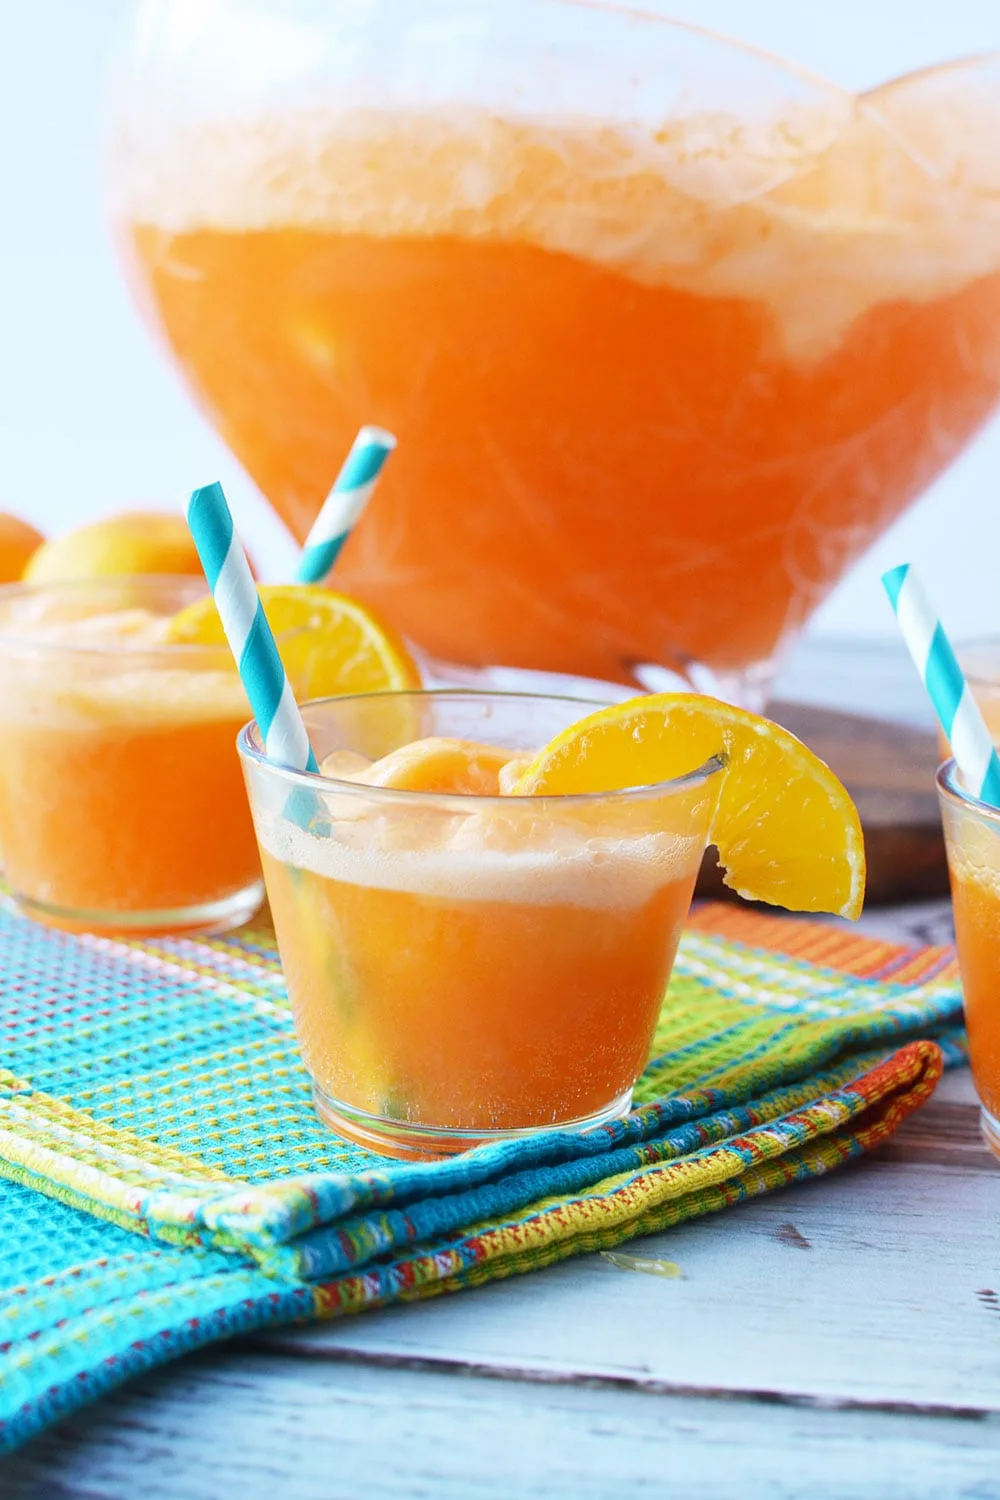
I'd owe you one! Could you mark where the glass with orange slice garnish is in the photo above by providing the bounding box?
[0,580,417,935]
[238,689,865,1158]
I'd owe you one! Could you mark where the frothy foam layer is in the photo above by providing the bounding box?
[0,600,173,648]
[258,809,699,908]
[0,609,248,729]
[947,824,1000,898]
[115,100,1000,362]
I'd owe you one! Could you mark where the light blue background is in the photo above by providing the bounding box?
[1,0,997,641]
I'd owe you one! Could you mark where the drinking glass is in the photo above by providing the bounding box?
[938,759,1000,1160]
[239,690,723,1158]
[110,2,1000,706]
[0,577,263,935]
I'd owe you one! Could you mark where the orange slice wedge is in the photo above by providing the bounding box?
[511,693,866,919]
[165,584,421,700]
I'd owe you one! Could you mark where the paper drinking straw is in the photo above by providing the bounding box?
[882,562,1000,806]
[294,426,397,585]
[188,481,318,773]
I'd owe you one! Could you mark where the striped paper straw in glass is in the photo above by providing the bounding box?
[882,562,1000,806]
[188,481,318,773]
[295,426,397,585]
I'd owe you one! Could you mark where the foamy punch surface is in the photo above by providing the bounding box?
[947,813,1000,896]
[0,608,248,729]
[115,97,1000,362]
[257,809,699,908]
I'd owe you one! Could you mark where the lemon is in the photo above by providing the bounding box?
[24,512,205,583]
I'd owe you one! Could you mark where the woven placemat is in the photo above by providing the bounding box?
[0,902,962,1450]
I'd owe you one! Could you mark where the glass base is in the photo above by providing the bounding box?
[2,880,266,939]
[415,651,777,714]
[312,1084,635,1161]
[980,1106,1000,1162]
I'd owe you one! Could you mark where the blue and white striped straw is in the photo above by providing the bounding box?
[294,426,396,585]
[188,481,318,773]
[882,562,1000,806]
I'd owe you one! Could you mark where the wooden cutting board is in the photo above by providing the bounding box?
[695,698,948,907]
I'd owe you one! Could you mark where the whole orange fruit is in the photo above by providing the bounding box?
[0,514,45,583]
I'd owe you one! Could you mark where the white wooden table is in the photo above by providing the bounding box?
[5,649,999,1498]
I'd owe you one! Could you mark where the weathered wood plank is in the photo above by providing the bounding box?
[5,1350,1000,1500]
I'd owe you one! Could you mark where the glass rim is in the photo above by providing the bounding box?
[936,757,1000,825]
[517,1,839,90]
[545,3,998,97]
[126,0,1000,99]
[121,0,837,91]
[237,687,728,811]
[0,575,259,662]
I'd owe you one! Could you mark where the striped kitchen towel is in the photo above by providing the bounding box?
[0,902,960,1450]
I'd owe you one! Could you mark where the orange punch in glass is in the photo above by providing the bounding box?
[239,688,864,1158]
[240,691,724,1157]
[0,577,417,936]
[0,578,262,935]
[113,3,1000,701]
[938,761,1000,1158]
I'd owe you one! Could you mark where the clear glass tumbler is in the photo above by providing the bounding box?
[239,689,723,1158]
[0,577,263,935]
[110,3,1000,706]
[938,759,1000,1160]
